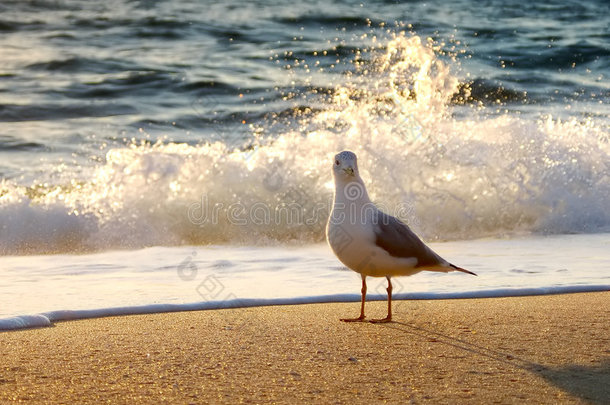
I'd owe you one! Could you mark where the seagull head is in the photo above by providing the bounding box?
[332,150,359,179]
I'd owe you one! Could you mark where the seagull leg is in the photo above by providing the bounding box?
[370,276,392,323]
[341,276,367,322]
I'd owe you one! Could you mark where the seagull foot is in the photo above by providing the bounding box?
[340,316,366,322]
[369,317,392,324]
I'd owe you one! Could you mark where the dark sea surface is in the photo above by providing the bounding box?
[0,0,609,254]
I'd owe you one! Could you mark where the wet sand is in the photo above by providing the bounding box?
[1,293,608,404]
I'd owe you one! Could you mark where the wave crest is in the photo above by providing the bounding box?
[1,34,608,254]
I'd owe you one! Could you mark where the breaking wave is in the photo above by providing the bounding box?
[1,34,609,254]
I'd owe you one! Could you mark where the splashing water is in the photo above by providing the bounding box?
[1,34,608,254]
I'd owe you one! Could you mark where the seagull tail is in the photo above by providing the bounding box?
[449,263,477,276]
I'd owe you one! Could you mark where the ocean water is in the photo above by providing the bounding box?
[0,0,608,330]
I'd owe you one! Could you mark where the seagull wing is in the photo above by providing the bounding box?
[373,210,447,269]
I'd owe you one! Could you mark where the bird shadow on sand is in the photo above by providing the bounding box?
[536,361,610,405]
[381,321,609,404]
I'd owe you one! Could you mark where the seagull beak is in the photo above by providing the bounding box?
[343,167,355,176]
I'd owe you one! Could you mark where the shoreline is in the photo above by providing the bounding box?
[2,285,609,332]
[1,292,608,403]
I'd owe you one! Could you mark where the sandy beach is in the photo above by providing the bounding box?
[1,292,608,404]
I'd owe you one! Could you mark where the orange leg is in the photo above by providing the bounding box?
[370,276,392,323]
[341,277,367,322]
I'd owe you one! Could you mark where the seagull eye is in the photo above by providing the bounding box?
[335,160,339,165]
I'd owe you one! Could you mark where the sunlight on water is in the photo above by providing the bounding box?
[1,34,609,254]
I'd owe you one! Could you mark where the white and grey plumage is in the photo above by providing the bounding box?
[326,150,476,323]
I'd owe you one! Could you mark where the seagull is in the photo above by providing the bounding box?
[326,151,476,323]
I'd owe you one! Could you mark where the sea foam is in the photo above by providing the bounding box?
[1,237,608,331]
[1,34,609,255]
[2,286,608,332]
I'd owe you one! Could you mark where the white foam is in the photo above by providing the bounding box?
[0,315,51,331]
[1,235,608,331]
[1,34,609,255]
[2,286,608,332]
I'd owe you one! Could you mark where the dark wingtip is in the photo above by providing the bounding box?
[450,263,477,276]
